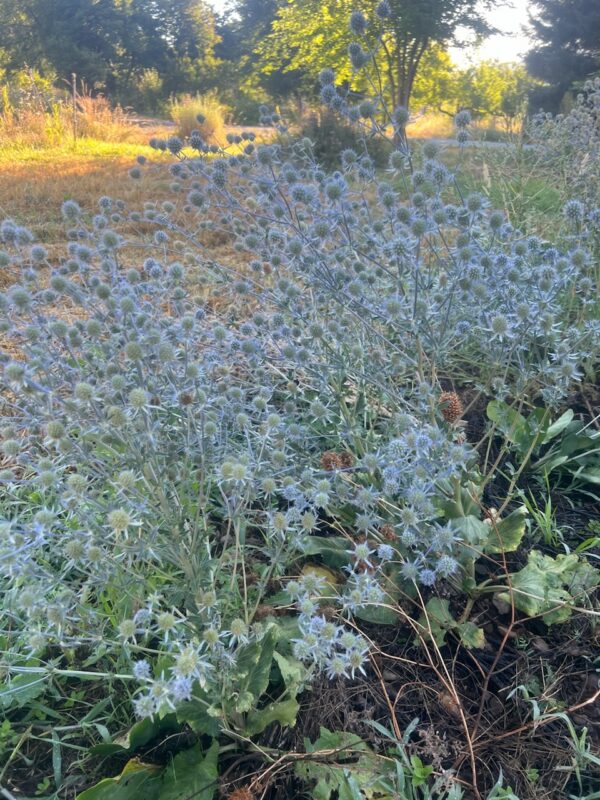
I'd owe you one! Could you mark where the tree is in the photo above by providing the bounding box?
[526,0,600,111]
[0,0,120,87]
[216,0,308,115]
[455,61,535,130]
[0,0,220,102]
[258,0,493,110]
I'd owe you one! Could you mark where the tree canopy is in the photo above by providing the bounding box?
[0,0,220,103]
[257,0,494,109]
[526,0,600,111]
[0,0,536,123]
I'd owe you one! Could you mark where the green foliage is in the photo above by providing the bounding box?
[526,0,600,111]
[452,62,535,130]
[78,740,219,800]
[416,598,485,649]
[91,715,180,758]
[497,551,599,625]
[2,18,600,798]
[294,110,392,168]
[258,0,492,108]
[487,401,600,494]
[0,0,221,109]
[296,728,398,799]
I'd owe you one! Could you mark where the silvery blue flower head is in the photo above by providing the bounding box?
[319,68,336,86]
[376,1,391,18]
[349,10,367,34]
[563,199,585,224]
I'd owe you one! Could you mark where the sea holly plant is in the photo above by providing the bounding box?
[139,115,600,408]
[529,78,600,206]
[1,6,600,797]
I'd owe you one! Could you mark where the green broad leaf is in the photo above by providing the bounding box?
[556,428,598,457]
[439,480,482,519]
[498,551,586,625]
[177,696,221,737]
[296,729,392,800]
[487,401,530,454]
[484,506,528,554]
[273,652,306,692]
[450,515,489,563]
[569,467,600,485]
[77,759,163,800]
[457,621,486,649]
[91,714,179,757]
[529,550,579,577]
[237,628,277,702]
[159,740,219,800]
[302,536,351,569]
[354,579,401,625]
[451,516,489,546]
[534,454,569,474]
[304,727,366,755]
[354,603,401,625]
[542,409,574,443]
[245,697,299,736]
[0,673,47,710]
[409,755,434,787]
[416,598,456,647]
[565,559,600,597]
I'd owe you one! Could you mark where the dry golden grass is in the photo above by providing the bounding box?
[407,111,512,141]
[0,92,147,150]
[0,123,260,304]
[0,148,159,249]
[0,126,254,363]
[0,123,271,245]
[407,112,457,139]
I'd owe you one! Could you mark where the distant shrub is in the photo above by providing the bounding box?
[294,109,392,168]
[169,92,228,142]
[226,91,264,126]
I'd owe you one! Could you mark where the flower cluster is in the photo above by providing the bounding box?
[1,7,600,722]
[529,78,600,205]
[289,573,369,680]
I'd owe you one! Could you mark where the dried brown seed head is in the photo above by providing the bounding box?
[439,391,463,424]
[321,451,342,471]
[338,450,354,468]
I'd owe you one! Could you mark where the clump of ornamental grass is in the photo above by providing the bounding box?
[169,91,228,142]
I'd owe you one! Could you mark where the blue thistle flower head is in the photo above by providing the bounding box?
[319,68,336,86]
[350,10,367,35]
[376,1,391,18]
[61,200,81,220]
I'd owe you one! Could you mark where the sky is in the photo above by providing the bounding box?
[450,2,533,66]
[208,0,534,65]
